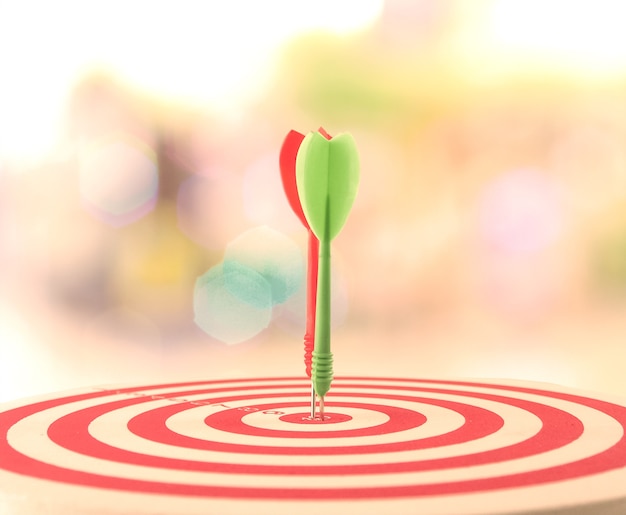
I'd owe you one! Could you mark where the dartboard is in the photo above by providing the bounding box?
[1,377,626,514]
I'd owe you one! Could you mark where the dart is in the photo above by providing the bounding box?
[295,131,360,418]
[279,127,331,418]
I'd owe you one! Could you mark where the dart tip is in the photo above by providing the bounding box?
[319,396,325,420]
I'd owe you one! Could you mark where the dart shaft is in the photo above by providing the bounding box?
[304,230,319,378]
[312,237,333,398]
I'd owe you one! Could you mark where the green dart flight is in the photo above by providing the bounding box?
[295,131,360,414]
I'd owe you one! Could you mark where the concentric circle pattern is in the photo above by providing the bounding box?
[1,377,626,515]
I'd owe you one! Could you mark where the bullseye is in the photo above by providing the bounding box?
[1,377,626,515]
[279,413,352,424]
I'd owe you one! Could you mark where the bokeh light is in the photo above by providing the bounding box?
[223,226,303,307]
[475,169,569,321]
[477,168,565,256]
[79,135,158,226]
[193,226,304,343]
[193,263,272,345]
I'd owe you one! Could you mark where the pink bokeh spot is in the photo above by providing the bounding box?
[478,168,565,256]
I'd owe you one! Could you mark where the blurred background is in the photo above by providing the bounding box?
[2,0,626,402]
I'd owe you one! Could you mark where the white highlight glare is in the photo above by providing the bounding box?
[0,0,383,161]
[488,0,626,72]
